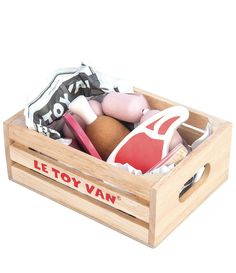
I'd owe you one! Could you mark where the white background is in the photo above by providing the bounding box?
[0,1,235,272]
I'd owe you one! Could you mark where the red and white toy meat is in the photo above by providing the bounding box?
[107,106,189,173]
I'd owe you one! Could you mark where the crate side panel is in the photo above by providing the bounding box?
[3,111,24,179]
[149,122,232,247]
[9,121,152,201]
[135,87,225,130]
[10,143,149,222]
[11,163,149,245]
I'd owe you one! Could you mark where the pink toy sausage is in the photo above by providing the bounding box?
[140,109,183,151]
[102,92,149,123]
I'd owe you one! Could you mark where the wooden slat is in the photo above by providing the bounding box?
[11,163,149,244]
[4,85,231,247]
[3,110,24,179]
[148,122,232,246]
[10,143,149,222]
[145,144,189,187]
[134,87,223,130]
[162,144,188,166]
[9,115,153,201]
[178,125,203,144]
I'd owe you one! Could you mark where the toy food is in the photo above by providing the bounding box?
[56,138,81,150]
[107,106,189,173]
[88,100,103,116]
[69,139,81,149]
[49,117,65,132]
[63,113,86,139]
[63,112,101,159]
[140,109,183,151]
[147,143,188,172]
[101,92,149,123]
[69,95,130,160]
[63,101,102,139]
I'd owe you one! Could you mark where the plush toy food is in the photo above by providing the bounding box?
[107,106,189,173]
[140,109,183,151]
[88,100,103,116]
[63,113,101,159]
[63,100,103,139]
[63,113,86,139]
[102,92,149,123]
[69,95,130,160]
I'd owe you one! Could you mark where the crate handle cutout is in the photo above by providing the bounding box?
[179,163,211,202]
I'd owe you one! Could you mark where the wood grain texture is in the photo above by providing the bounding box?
[8,115,153,201]
[178,125,203,145]
[134,87,225,130]
[163,144,188,166]
[3,110,23,179]
[148,121,232,246]
[10,143,149,222]
[146,144,189,182]
[4,88,232,247]
[11,164,149,244]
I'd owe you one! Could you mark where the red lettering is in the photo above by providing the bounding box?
[34,162,117,205]
[52,167,60,178]
[42,163,48,173]
[85,184,116,204]
[85,184,95,194]
[95,189,104,200]
[106,194,116,204]
[34,160,40,170]
[61,172,71,183]
[72,177,81,188]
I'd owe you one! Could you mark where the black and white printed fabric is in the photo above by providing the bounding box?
[24,64,132,139]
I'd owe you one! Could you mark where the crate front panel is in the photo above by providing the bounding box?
[5,113,151,245]
[4,88,232,247]
[11,163,149,243]
[9,142,149,223]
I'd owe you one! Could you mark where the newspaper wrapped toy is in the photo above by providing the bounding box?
[24,63,132,139]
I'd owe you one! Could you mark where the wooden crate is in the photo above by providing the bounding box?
[3,87,232,247]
